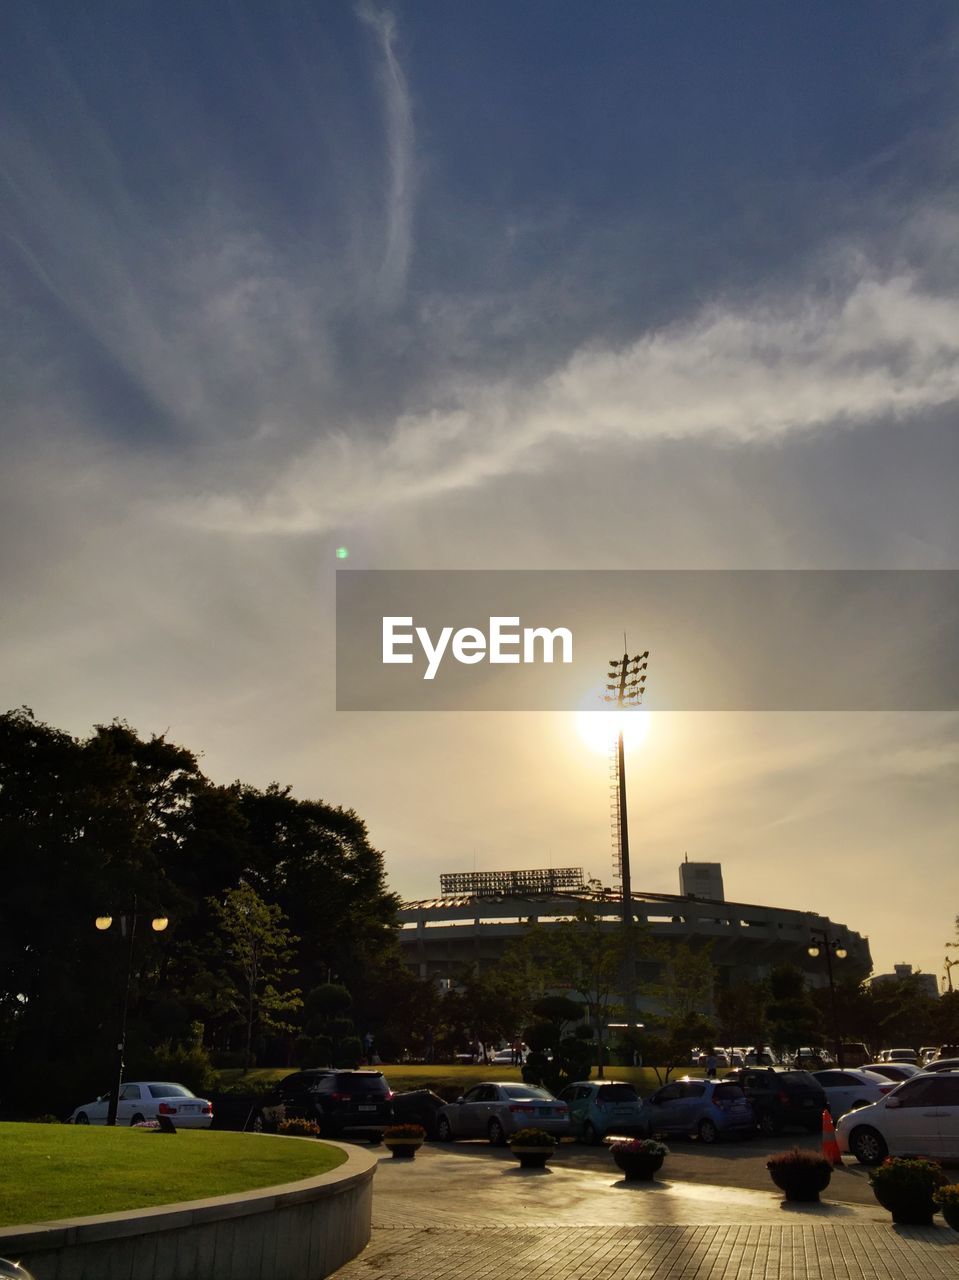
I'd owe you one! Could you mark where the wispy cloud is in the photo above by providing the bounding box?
[355,1,416,307]
[173,268,959,534]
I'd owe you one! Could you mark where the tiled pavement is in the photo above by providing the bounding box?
[331,1147,959,1279]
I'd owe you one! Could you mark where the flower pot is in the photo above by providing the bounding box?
[613,1150,664,1182]
[871,1186,937,1226]
[939,1198,959,1233]
[384,1138,423,1159]
[768,1163,832,1203]
[510,1145,554,1169]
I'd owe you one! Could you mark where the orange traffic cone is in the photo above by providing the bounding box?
[821,1109,842,1166]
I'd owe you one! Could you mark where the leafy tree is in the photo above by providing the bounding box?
[206,882,302,1069]
[508,908,627,1071]
[634,941,717,1082]
[765,966,822,1058]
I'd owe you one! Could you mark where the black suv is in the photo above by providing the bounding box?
[722,1067,827,1135]
[261,1070,393,1138]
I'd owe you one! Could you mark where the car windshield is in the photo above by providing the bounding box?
[778,1072,817,1086]
[500,1085,554,1101]
[148,1084,195,1098]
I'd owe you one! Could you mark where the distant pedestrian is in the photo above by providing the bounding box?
[511,1038,523,1065]
[705,1051,718,1079]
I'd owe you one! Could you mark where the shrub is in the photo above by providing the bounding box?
[30,1114,62,1124]
[276,1117,322,1138]
[508,1128,557,1147]
[383,1124,426,1140]
[606,1137,669,1157]
[767,1148,832,1173]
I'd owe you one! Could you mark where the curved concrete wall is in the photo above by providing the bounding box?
[0,1137,376,1280]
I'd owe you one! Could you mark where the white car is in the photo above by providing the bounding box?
[862,1062,919,1083]
[811,1069,894,1118]
[836,1070,959,1164]
[69,1081,213,1128]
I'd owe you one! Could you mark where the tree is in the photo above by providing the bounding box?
[636,941,717,1083]
[508,908,627,1070]
[715,977,769,1049]
[206,882,302,1069]
[765,966,822,1058]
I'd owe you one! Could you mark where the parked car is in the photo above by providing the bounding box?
[697,1048,730,1069]
[919,1046,938,1066]
[930,1045,959,1062]
[436,1082,569,1145]
[645,1077,754,1144]
[722,1067,827,1135]
[836,1070,959,1164]
[885,1048,920,1065]
[559,1080,649,1143]
[810,1069,894,1118]
[919,1056,959,1074]
[258,1069,393,1138]
[489,1046,527,1065]
[839,1042,870,1068]
[69,1081,213,1128]
[862,1062,920,1083]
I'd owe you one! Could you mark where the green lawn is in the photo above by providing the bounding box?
[0,1124,346,1227]
[218,1063,704,1098]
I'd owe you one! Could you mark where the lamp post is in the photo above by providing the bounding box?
[944,956,958,994]
[605,645,649,1070]
[95,896,168,1126]
[807,927,847,1068]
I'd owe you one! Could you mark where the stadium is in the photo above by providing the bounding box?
[397,862,871,1006]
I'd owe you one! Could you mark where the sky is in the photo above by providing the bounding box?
[1,2,957,988]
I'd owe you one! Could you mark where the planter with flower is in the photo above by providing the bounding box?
[276,1117,322,1138]
[508,1128,557,1169]
[606,1137,669,1182]
[934,1183,959,1233]
[766,1148,833,1202]
[869,1157,948,1225]
[382,1123,427,1158]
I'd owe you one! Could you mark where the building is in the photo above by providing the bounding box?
[870,963,939,1000]
[397,862,871,1005]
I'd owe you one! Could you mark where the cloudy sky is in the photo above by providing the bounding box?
[2,2,957,986]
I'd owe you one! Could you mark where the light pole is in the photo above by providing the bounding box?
[807,928,847,1068]
[95,896,168,1126]
[605,645,649,1068]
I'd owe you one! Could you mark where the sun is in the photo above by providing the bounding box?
[574,708,650,755]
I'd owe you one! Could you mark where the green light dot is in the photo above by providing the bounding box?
[335,546,350,560]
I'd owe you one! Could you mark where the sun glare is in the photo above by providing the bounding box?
[575,708,650,755]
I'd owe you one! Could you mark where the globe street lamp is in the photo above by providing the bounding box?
[95,897,168,1126]
[808,928,847,1068]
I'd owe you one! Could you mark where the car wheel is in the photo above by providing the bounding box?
[488,1118,507,1147]
[581,1121,600,1146]
[75,1112,89,1125]
[130,1114,145,1126]
[848,1126,888,1166]
[367,1131,383,1145]
[757,1112,781,1137]
[437,1116,454,1142]
[697,1118,719,1144]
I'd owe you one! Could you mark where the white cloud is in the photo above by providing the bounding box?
[172,270,959,535]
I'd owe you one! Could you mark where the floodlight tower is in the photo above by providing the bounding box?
[605,646,649,1055]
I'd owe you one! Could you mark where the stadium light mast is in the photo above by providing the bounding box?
[606,644,649,1062]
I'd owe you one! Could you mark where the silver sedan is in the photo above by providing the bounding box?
[436,1082,570,1145]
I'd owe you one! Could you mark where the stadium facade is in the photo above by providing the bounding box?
[397,863,871,1005]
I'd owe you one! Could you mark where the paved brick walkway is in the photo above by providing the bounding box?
[338,1223,958,1280]
[331,1147,959,1279]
